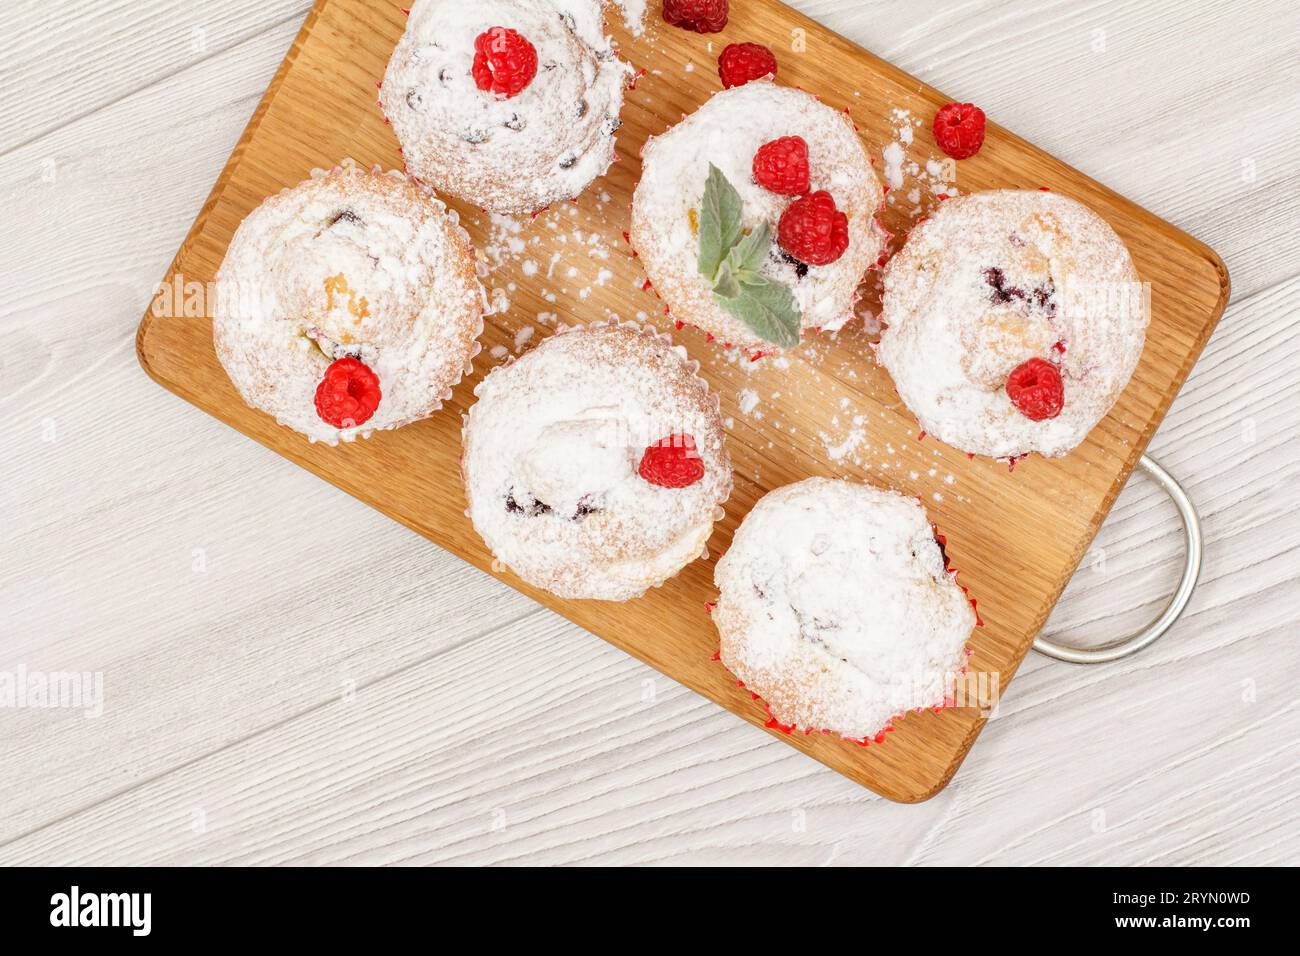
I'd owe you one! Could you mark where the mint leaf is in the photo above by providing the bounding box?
[727,220,770,278]
[716,275,801,348]
[713,260,741,300]
[696,165,802,347]
[698,163,742,282]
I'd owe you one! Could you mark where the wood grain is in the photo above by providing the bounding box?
[2,0,1296,866]
[134,0,1228,801]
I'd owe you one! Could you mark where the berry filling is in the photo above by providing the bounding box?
[1005,357,1065,421]
[983,266,1056,313]
[777,249,810,280]
[505,491,551,517]
[314,357,381,429]
[328,209,362,228]
[505,490,601,520]
[472,27,538,99]
[638,434,705,488]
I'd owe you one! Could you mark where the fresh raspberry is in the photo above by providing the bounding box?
[638,434,705,488]
[932,102,986,160]
[752,135,809,196]
[472,27,537,99]
[777,190,849,266]
[1005,358,1064,421]
[314,358,382,429]
[662,0,729,33]
[718,42,777,89]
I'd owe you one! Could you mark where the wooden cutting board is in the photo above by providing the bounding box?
[136,0,1229,801]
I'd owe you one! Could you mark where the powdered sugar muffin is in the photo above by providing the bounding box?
[463,321,732,600]
[713,478,975,742]
[214,163,485,444]
[630,80,886,353]
[380,0,630,214]
[878,189,1149,459]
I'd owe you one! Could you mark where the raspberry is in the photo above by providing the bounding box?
[777,190,849,266]
[718,42,777,89]
[752,135,809,196]
[472,27,537,99]
[932,102,986,160]
[314,357,382,429]
[662,0,729,33]
[638,434,705,488]
[1005,358,1064,421]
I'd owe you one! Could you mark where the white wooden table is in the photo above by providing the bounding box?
[1,0,1297,866]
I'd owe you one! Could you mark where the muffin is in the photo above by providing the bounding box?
[713,478,975,742]
[877,189,1149,459]
[630,80,885,353]
[213,163,485,444]
[462,321,732,600]
[380,0,631,214]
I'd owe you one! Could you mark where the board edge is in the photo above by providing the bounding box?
[136,0,332,387]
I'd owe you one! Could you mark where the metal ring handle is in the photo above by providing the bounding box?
[1033,455,1202,664]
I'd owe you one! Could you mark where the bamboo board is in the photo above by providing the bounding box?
[136,0,1230,801]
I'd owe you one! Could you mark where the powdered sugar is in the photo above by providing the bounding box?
[881,109,958,212]
[381,0,631,214]
[630,81,885,351]
[213,164,485,444]
[612,0,647,35]
[878,190,1149,458]
[714,478,974,740]
[819,426,864,462]
[463,320,733,600]
[881,140,906,191]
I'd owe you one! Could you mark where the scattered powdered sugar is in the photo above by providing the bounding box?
[612,0,647,36]
[881,108,959,212]
[820,424,865,462]
[471,186,623,337]
[881,141,906,191]
[713,478,975,740]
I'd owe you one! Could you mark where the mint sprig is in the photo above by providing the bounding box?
[696,164,801,348]
[698,164,742,281]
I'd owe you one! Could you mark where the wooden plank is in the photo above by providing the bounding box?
[0,0,309,155]
[133,0,1229,801]
[1,0,1296,864]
